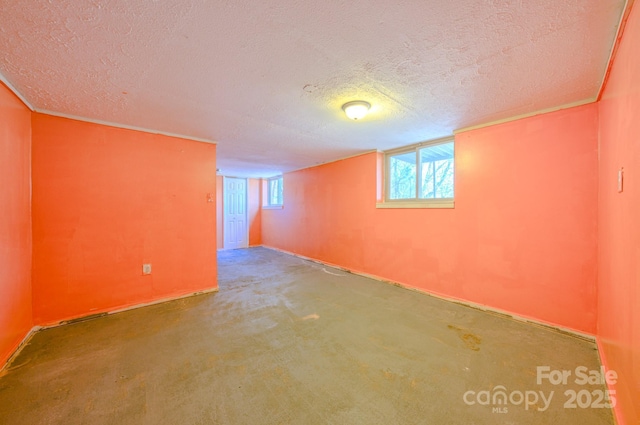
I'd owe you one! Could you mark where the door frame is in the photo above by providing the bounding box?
[222,176,249,250]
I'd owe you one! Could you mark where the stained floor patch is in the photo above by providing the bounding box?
[448,324,482,351]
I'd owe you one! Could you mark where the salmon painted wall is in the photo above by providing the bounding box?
[597,2,640,423]
[216,175,224,249]
[216,177,262,249]
[0,83,33,366]
[248,179,262,246]
[31,114,218,325]
[262,104,599,333]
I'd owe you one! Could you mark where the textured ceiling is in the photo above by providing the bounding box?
[0,0,626,177]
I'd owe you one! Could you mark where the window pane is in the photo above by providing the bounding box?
[389,151,417,199]
[276,177,283,204]
[268,177,283,205]
[419,142,454,199]
[269,179,278,205]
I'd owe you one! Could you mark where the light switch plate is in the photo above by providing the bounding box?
[618,168,624,193]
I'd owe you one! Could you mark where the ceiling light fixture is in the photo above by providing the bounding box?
[342,101,371,121]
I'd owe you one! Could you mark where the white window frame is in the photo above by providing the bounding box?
[264,176,283,209]
[378,137,455,209]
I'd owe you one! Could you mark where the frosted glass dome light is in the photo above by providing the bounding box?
[342,101,371,120]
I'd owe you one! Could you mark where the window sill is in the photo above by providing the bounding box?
[262,205,283,210]
[376,200,454,209]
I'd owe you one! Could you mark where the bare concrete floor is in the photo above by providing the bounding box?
[0,247,614,424]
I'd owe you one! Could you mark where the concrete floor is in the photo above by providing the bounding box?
[0,247,614,424]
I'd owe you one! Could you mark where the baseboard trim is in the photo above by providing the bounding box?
[261,245,596,342]
[1,287,219,373]
[0,326,41,375]
[43,287,220,329]
[104,287,219,318]
[595,338,622,425]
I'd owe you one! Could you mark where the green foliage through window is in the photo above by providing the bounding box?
[387,140,454,201]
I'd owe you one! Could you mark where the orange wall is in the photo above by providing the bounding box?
[216,177,262,249]
[216,175,224,249]
[0,83,33,366]
[262,104,599,334]
[248,178,262,246]
[597,2,640,423]
[31,114,217,325]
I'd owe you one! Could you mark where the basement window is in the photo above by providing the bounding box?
[265,176,283,208]
[378,138,454,209]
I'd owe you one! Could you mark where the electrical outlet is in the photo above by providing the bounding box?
[142,264,152,275]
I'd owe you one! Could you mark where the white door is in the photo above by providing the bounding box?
[223,177,248,250]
